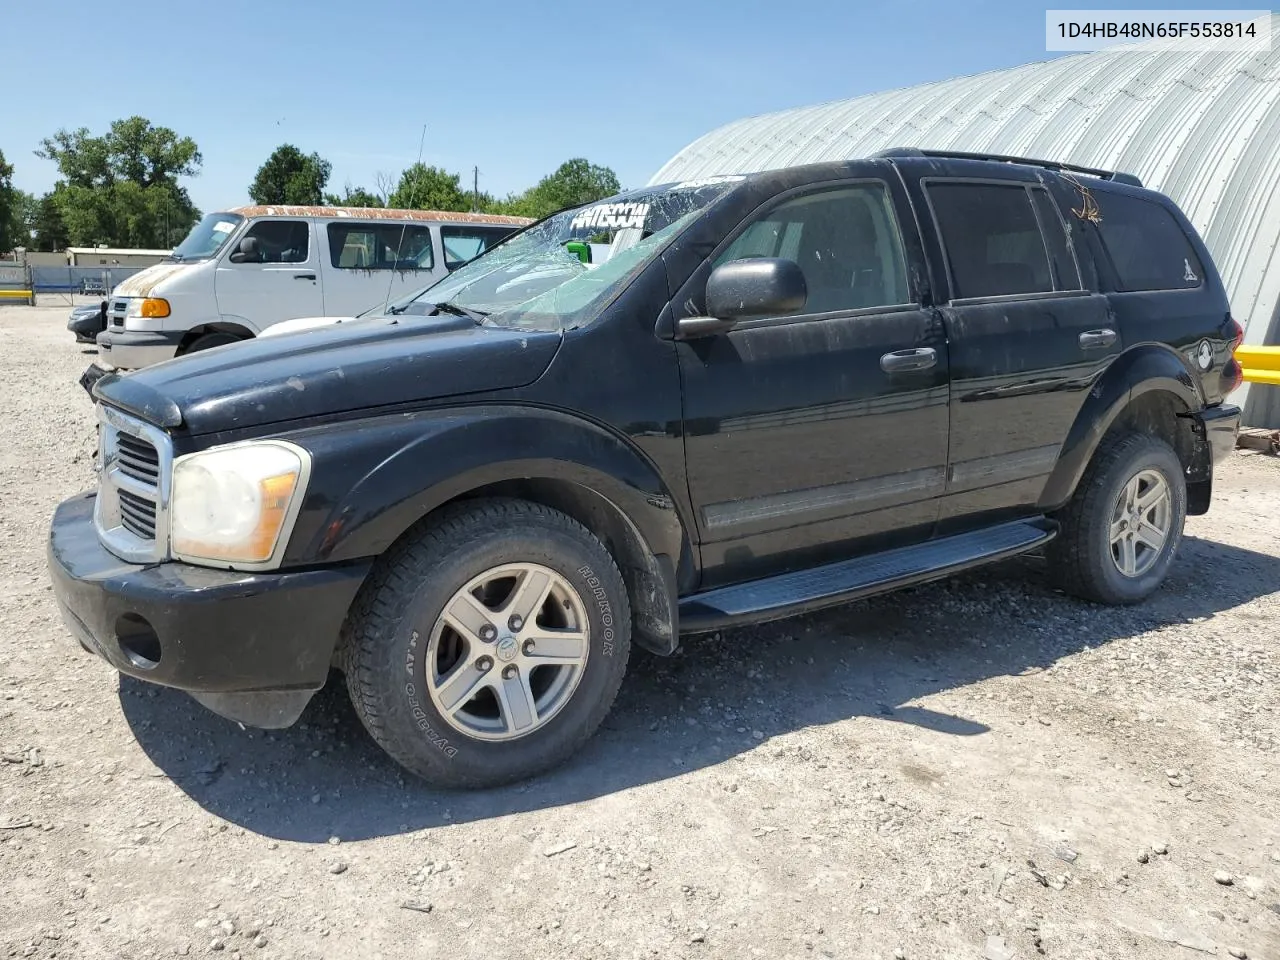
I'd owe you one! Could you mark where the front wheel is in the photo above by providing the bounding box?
[1047,432,1187,604]
[340,498,632,788]
[181,331,243,355]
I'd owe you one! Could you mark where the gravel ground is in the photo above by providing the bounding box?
[1,303,1278,960]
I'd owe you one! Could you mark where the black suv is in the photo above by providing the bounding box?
[48,149,1242,788]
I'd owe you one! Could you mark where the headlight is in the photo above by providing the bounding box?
[125,297,170,318]
[170,441,311,567]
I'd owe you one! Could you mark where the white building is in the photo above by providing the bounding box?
[651,16,1280,426]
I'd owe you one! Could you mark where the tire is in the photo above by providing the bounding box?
[340,498,632,788]
[182,331,242,354]
[1047,432,1186,605]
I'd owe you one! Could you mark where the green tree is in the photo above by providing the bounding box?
[0,149,15,253]
[492,158,621,220]
[35,117,202,247]
[8,189,37,251]
[249,145,332,206]
[387,164,472,211]
[323,183,384,208]
[31,192,69,252]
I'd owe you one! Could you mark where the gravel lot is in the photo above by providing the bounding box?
[1,303,1278,960]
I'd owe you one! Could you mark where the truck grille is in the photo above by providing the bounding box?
[109,300,127,329]
[94,404,172,564]
[116,433,160,484]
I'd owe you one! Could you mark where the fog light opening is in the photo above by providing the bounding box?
[115,614,162,669]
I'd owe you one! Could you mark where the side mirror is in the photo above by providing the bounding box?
[675,258,807,339]
[229,235,260,264]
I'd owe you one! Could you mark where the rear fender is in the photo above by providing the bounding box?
[1038,344,1201,510]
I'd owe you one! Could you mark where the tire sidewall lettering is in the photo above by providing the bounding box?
[577,563,615,656]
[401,632,459,759]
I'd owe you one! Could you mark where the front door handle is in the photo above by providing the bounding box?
[294,273,317,281]
[880,347,937,373]
[1079,328,1117,350]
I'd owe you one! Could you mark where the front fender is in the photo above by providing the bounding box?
[1037,343,1201,510]
[208,313,262,335]
[280,404,689,572]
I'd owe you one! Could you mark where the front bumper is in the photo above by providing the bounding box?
[48,493,371,727]
[68,313,106,342]
[95,329,183,370]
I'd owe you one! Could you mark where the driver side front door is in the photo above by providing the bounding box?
[215,219,324,330]
[675,178,950,588]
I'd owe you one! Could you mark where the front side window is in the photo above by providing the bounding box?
[327,223,434,270]
[234,220,310,264]
[441,225,518,269]
[1094,192,1204,292]
[929,182,1062,299]
[714,183,910,314]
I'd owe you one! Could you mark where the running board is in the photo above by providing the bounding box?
[678,518,1056,634]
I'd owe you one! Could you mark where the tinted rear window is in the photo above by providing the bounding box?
[928,182,1056,299]
[1095,192,1203,292]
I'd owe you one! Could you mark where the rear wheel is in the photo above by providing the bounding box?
[340,498,631,787]
[1048,432,1186,604]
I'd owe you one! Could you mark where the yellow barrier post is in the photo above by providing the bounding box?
[1235,345,1280,387]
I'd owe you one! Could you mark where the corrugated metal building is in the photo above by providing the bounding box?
[650,17,1280,426]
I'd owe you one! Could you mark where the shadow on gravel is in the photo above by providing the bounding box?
[119,534,1280,842]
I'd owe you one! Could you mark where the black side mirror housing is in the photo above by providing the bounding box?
[676,258,807,339]
[229,235,260,264]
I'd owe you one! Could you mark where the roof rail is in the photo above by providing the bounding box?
[872,147,1143,188]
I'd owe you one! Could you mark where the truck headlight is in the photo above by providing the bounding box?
[170,441,311,567]
[124,297,171,331]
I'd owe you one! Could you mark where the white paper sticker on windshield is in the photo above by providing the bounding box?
[570,202,650,232]
[212,221,235,233]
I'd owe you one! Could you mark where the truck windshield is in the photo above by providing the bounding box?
[171,213,244,261]
[379,178,744,330]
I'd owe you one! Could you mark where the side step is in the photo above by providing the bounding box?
[678,518,1057,634]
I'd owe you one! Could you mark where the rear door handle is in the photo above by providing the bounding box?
[294,273,316,281]
[880,347,937,373]
[1079,328,1117,350]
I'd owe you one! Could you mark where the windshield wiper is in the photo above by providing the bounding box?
[428,301,489,324]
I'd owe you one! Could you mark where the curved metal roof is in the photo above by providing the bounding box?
[652,18,1280,424]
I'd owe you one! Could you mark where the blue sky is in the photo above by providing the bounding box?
[2,0,1250,212]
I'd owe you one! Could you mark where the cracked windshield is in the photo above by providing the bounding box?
[380,178,744,330]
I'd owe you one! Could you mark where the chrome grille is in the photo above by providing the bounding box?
[109,300,127,329]
[116,433,160,484]
[118,489,157,540]
[94,404,172,564]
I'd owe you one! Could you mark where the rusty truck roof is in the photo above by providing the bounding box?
[224,205,533,226]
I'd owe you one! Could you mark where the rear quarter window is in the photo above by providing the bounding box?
[1094,192,1204,292]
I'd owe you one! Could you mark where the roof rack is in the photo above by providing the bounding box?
[871,147,1143,188]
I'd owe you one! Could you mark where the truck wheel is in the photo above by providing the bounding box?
[182,331,241,354]
[1048,432,1186,605]
[340,498,632,788]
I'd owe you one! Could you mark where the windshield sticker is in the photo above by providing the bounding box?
[671,175,746,190]
[212,221,236,233]
[570,202,650,232]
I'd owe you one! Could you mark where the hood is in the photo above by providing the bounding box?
[112,261,191,298]
[94,315,562,435]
